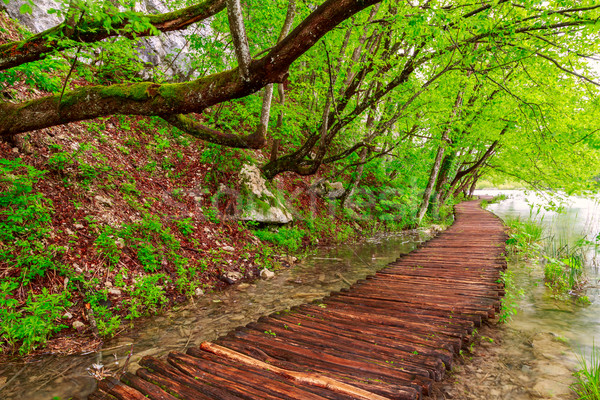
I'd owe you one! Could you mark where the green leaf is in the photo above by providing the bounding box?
[19,3,33,14]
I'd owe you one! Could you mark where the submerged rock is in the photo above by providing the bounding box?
[260,268,275,280]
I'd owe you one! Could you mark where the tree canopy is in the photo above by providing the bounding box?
[1,0,600,202]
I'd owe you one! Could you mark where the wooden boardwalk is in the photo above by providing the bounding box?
[89,199,507,400]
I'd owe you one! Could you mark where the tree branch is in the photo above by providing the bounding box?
[226,0,252,81]
[0,0,381,138]
[164,114,265,149]
[0,0,227,71]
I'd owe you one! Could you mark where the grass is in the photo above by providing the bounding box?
[505,217,544,259]
[543,235,586,298]
[481,194,508,208]
[572,342,600,400]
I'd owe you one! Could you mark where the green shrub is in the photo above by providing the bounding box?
[1,282,71,354]
[125,274,169,319]
[254,226,306,252]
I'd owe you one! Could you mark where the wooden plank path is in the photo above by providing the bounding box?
[89,199,507,400]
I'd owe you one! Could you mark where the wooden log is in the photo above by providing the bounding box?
[218,332,431,395]
[121,372,179,400]
[168,351,332,400]
[198,341,420,400]
[97,376,148,400]
[139,356,242,399]
[270,311,455,367]
[246,320,444,380]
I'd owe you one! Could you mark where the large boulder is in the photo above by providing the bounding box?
[238,164,293,224]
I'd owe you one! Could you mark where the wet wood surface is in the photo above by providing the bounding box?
[89,199,507,399]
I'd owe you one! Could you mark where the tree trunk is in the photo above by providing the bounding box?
[416,90,464,223]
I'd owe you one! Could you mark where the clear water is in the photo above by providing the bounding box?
[477,190,600,353]
[478,189,600,353]
[0,229,430,400]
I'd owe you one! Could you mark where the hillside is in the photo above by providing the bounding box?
[0,10,426,358]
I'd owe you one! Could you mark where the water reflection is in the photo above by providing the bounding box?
[0,230,429,400]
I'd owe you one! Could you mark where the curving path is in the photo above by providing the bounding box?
[88,199,507,400]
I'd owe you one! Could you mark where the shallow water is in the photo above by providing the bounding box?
[455,189,600,399]
[0,229,431,400]
[479,189,600,352]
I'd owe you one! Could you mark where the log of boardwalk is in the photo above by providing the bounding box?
[89,199,508,400]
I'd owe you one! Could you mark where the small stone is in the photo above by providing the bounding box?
[12,147,18,153]
[94,195,113,207]
[65,228,74,235]
[74,224,84,229]
[108,288,122,296]
[260,268,275,280]
[223,271,243,283]
[237,283,250,290]
[195,288,205,296]
[63,312,73,319]
[222,245,235,252]
[116,238,125,249]
[73,321,85,330]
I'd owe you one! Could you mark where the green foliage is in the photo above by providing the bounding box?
[0,159,65,284]
[254,226,305,252]
[174,217,194,237]
[505,218,544,259]
[0,57,66,92]
[93,304,121,337]
[498,270,524,323]
[94,225,122,267]
[481,194,508,209]
[542,238,586,298]
[572,342,600,400]
[124,274,169,320]
[0,282,71,354]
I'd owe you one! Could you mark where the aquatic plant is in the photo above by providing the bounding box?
[572,342,600,400]
[498,270,524,323]
[505,217,544,259]
[481,194,508,208]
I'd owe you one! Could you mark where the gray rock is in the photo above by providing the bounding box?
[74,223,84,229]
[108,288,122,296]
[327,182,345,199]
[222,245,235,252]
[62,312,73,319]
[313,180,345,199]
[195,287,204,296]
[223,271,243,283]
[238,164,293,224]
[260,268,275,280]
[94,195,113,207]
[72,321,85,330]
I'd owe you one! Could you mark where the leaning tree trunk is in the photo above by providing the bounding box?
[416,144,447,222]
[429,152,456,218]
[416,89,464,222]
